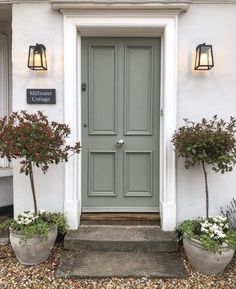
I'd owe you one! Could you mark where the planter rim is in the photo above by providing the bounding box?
[10,225,57,239]
[184,236,233,251]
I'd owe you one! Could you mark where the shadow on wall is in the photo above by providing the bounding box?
[0,177,13,217]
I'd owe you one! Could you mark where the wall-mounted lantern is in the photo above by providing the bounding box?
[194,43,214,70]
[27,44,47,70]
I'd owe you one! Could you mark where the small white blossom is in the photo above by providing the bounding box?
[38,209,46,214]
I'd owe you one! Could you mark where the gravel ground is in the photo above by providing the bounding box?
[0,244,236,289]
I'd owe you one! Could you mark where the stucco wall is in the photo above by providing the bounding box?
[12,3,64,215]
[177,4,236,222]
[11,2,236,225]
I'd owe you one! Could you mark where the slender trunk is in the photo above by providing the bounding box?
[202,161,209,219]
[28,161,37,214]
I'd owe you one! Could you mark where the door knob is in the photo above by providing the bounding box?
[117,139,125,146]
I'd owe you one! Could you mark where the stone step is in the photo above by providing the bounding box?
[64,225,178,252]
[56,251,187,279]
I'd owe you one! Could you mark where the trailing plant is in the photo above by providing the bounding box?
[221,198,236,229]
[10,210,69,240]
[177,217,236,252]
[0,111,81,214]
[172,116,236,218]
[0,218,12,237]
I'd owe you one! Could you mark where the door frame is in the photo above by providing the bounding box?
[62,11,178,231]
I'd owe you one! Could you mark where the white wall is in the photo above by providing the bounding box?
[12,3,64,215]
[177,4,236,222]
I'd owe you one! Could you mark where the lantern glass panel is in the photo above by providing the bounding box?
[27,44,47,70]
[195,44,214,70]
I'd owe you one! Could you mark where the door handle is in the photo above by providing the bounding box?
[117,139,125,146]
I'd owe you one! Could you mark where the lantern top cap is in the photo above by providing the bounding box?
[35,43,46,50]
[197,43,212,49]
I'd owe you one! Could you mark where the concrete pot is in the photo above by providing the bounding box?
[10,226,57,265]
[184,237,235,274]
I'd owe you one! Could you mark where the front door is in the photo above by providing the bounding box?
[81,37,160,212]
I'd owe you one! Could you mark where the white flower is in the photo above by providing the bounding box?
[209,224,220,232]
[24,219,32,225]
[201,227,208,233]
[38,209,46,215]
[218,216,227,221]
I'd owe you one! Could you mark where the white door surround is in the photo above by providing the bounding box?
[0,33,12,176]
[59,5,182,231]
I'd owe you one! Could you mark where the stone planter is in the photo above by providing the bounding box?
[184,237,235,274]
[10,226,58,265]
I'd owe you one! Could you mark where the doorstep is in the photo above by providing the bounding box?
[64,225,177,252]
[56,225,187,279]
[56,251,187,279]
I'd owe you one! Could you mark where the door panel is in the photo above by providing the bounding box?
[124,151,153,197]
[82,37,160,212]
[124,45,153,135]
[88,151,117,197]
[89,45,118,135]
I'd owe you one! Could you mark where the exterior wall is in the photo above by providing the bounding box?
[177,4,236,222]
[10,1,236,226]
[12,3,64,215]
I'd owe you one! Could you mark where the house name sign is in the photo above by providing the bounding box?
[27,89,56,104]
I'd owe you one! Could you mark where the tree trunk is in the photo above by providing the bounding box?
[28,161,37,214]
[202,161,209,219]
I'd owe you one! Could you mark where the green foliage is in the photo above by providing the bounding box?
[172,115,236,173]
[177,217,236,252]
[226,228,236,249]
[0,218,12,235]
[221,198,236,229]
[0,111,81,214]
[50,212,69,235]
[172,116,236,218]
[9,211,69,240]
[0,111,81,175]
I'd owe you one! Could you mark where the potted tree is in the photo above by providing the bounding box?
[172,116,236,274]
[0,111,80,265]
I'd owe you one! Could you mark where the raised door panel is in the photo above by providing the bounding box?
[124,45,154,135]
[88,151,117,197]
[89,45,117,135]
[124,151,153,197]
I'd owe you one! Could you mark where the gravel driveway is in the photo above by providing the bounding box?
[0,244,236,289]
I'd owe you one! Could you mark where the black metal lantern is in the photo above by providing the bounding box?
[27,43,47,70]
[194,43,214,70]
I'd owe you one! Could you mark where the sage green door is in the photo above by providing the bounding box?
[81,37,160,212]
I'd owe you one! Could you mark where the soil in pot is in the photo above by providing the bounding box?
[184,237,235,274]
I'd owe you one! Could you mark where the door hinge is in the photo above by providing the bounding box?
[160,109,163,117]
[81,83,86,92]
